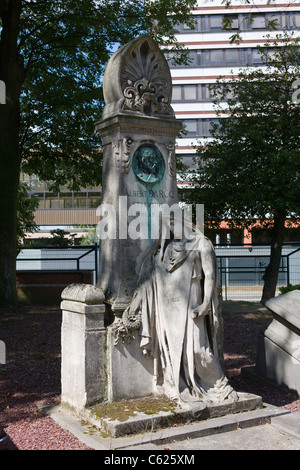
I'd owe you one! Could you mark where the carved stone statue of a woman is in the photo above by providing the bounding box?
[120,215,237,404]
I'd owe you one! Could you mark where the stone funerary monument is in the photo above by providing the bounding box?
[60,35,260,434]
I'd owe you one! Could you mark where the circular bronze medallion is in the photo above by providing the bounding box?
[132,144,165,184]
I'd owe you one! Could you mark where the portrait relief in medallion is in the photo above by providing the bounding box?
[132,144,165,184]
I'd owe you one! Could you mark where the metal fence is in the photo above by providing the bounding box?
[215,244,300,301]
[17,243,300,302]
[17,245,99,285]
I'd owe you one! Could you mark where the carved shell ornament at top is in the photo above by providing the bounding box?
[121,39,174,117]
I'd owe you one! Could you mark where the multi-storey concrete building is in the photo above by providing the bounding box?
[21,172,102,242]
[169,0,300,169]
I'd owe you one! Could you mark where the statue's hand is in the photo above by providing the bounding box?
[192,304,210,319]
[127,292,141,315]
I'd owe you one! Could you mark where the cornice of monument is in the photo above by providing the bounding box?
[95,112,182,136]
[101,34,176,121]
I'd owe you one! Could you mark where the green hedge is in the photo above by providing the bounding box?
[279,284,300,294]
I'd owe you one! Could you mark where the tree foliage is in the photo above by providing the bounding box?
[0,0,197,306]
[17,182,39,251]
[183,33,300,300]
[15,0,197,189]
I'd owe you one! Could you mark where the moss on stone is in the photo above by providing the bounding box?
[89,395,178,423]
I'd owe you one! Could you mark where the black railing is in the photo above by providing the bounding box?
[17,243,300,301]
[17,245,99,284]
[215,245,300,301]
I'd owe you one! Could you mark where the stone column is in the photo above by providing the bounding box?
[61,284,106,410]
[96,114,181,314]
[94,35,182,315]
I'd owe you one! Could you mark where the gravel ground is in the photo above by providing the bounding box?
[0,303,299,451]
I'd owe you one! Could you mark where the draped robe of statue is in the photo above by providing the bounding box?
[125,226,235,404]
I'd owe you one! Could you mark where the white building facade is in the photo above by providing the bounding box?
[169,0,300,169]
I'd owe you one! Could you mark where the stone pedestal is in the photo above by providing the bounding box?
[60,34,240,415]
[95,114,181,314]
[61,284,107,410]
[106,327,155,402]
[256,290,300,395]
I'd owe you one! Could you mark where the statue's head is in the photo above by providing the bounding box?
[140,146,158,174]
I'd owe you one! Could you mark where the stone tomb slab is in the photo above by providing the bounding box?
[256,290,300,395]
[76,392,263,438]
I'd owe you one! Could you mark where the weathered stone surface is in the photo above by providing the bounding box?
[60,299,105,316]
[61,34,238,417]
[106,328,155,402]
[61,283,105,304]
[265,289,300,330]
[61,297,106,410]
[77,392,262,438]
[256,290,300,394]
[101,35,174,120]
[95,35,181,313]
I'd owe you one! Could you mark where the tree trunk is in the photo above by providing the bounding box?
[0,1,23,308]
[261,210,286,303]
[0,109,21,307]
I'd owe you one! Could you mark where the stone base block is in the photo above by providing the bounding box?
[256,290,300,396]
[78,392,263,438]
[256,330,300,395]
[107,327,155,402]
[61,284,107,410]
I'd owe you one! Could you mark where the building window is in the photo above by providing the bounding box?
[182,21,195,31]
[183,84,198,100]
[60,192,73,209]
[208,119,220,136]
[251,14,266,29]
[169,47,274,69]
[210,49,224,66]
[293,12,300,29]
[203,84,214,101]
[266,13,281,30]
[87,192,101,208]
[202,50,223,66]
[45,193,60,209]
[184,119,198,136]
[31,193,45,209]
[226,49,239,65]
[172,84,218,103]
[172,85,182,101]
[187,50,198,67]
[252,49,264,64]
[182,118,221,138]
[210,15,223,31]
[176,11,300,34]
[73,192,87,208]
[24,172,102,211]
[178,154,198,169]
[227,15,239,30]
[201,15,210,32]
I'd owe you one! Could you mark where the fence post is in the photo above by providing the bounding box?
[286,254,290,287]
[0,80,5,104]
[94,243,98,284]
